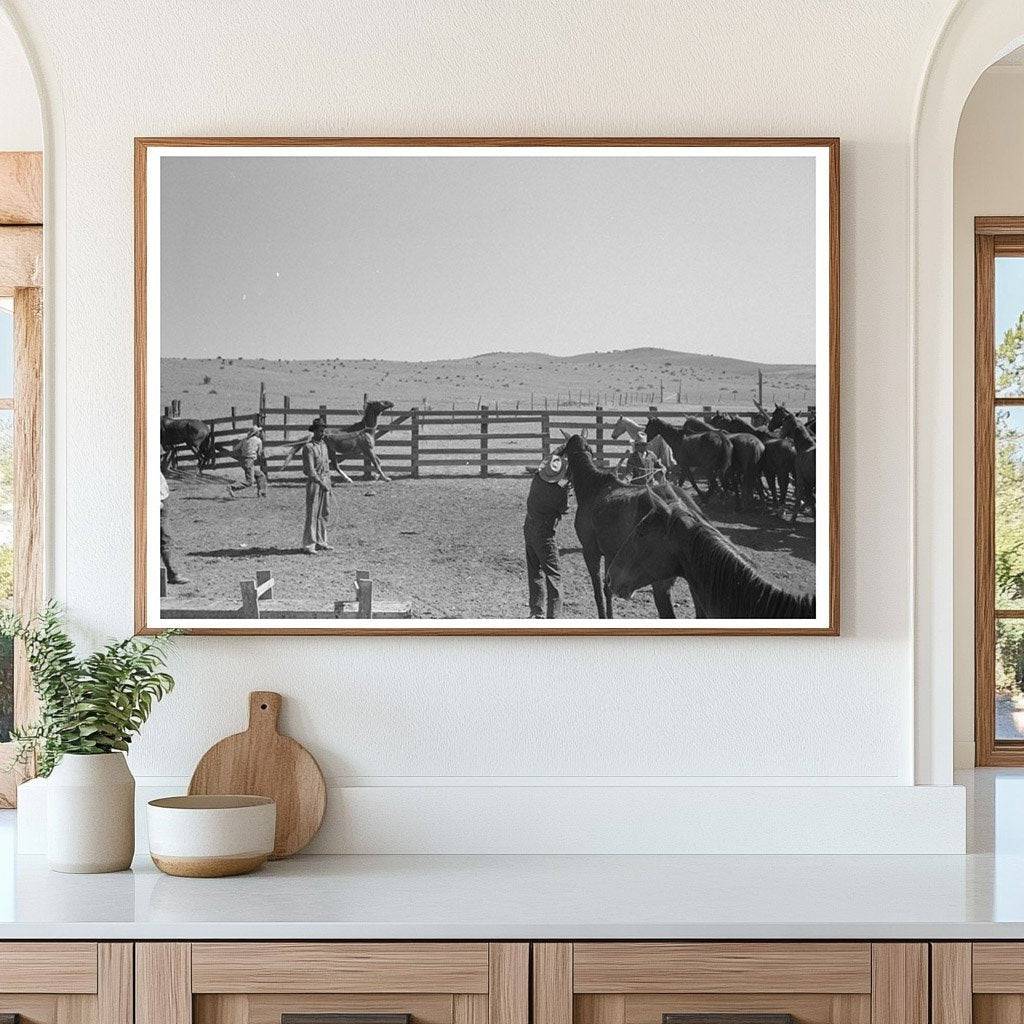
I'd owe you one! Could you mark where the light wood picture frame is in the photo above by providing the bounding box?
[135,137,840,636]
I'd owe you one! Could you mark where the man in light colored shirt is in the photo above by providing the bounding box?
[301,418,333,554]
[159,473,189,585]
[227,425,267,497]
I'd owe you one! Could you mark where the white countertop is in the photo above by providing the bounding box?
[1,769,1022,941]
[1,849,1023,940]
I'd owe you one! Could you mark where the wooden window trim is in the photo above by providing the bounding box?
[0,150,43,807]
[975,218,1024,765]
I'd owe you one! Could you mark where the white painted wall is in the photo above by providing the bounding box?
[952,66,1024,768]
[0,0,978,851]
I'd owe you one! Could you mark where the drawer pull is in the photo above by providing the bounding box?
[665,1016,796,1024]
[283,1016,411,1024]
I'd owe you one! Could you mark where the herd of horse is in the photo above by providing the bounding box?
[557,431,816,620]
[159,397,816,620]
[608,404,816,521]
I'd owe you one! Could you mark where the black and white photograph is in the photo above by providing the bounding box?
[136,140,838,634]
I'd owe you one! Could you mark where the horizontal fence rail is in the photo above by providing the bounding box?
[161,403,814,481]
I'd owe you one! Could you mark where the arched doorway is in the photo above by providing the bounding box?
[914,0,1024,784]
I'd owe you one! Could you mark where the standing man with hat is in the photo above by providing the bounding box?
[523,453,570,618]
[301,417,333,554]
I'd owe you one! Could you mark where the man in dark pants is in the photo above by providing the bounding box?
[159,473,189,585]
[523,454,569,618]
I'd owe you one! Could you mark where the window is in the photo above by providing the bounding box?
[974,220,1024,763]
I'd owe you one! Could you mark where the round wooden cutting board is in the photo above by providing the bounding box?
[188,691,326,859]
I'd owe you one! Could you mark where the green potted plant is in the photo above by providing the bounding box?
[2,604,177,873]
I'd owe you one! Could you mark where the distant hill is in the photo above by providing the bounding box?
[162,347,816,421]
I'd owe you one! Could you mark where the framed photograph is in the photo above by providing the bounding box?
[135,137,839,635]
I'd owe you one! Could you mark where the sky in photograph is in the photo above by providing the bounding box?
[160,151,818,364]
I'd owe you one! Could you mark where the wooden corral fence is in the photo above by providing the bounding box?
[164,399,815,480]
[160,567,412,619]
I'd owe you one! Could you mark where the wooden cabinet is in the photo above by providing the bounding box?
[931,943,1024,1024]
[0,943,132,1024]
[136,943,528,1024]
[533,944,928,1024]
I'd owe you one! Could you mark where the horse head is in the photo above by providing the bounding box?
[767,403,793,432]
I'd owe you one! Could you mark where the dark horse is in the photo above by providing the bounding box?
[645,417,732,497]
[768,405,815,521]
[560,434,683,619]
[607,487,815,619]
[160,416,216,474]
[708,410,773,443]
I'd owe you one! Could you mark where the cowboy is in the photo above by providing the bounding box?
[227,424,267,497]
[301,418,333,554]
[159,473,189,585]
[523,453,569,618]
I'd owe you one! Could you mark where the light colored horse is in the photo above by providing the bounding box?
[610,416,677,480]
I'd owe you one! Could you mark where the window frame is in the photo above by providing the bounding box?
[0,150,43,806]
[974,218,1024,765]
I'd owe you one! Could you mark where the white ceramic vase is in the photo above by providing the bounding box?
[46,752,135,873]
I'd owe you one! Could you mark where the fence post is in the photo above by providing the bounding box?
[356,570,372,618]
[541,411,551,458]
[255,569,273,601]
[230,406,237,430]
[159,566,167,598]
[283,395,290,440]
[410,407,420,479]
[240,579,259,619]
[480,404,489,477]
[319,403,327,427]
[595,405,605,466]
[259,382,266,415]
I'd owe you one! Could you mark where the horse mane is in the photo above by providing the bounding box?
[666,507,814,619]
[563,436,618,504]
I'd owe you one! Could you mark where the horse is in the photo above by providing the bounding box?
[610,417,677,479]
[707,410,773,442]
[606,487,815,619]
[758,436,796,508]
[282,399,395,482]
[769,406,815,521]
[560,433,683,619]
[724,433,765,509]
[644,417,732,497]
[160,416,216,474]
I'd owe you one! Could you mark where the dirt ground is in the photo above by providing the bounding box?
[161,472,815,621]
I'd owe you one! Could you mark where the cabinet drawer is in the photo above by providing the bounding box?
[0,943,130,1024]
[572,943,872,994]
[535,943,925,1024]
[0,942,98,993]
[191,943,490,993]
[139,942,528,1024]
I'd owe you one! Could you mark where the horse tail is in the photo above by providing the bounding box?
[200,422,216,470]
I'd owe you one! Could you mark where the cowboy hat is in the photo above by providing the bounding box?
[538,454,566,483]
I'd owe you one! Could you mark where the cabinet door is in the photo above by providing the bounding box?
[0,943,132,1024]
[137,943,528,1024]
[935,943,1024,1024]
[534,944,927,1024]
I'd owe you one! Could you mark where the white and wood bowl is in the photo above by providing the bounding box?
[147,795,276,877]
